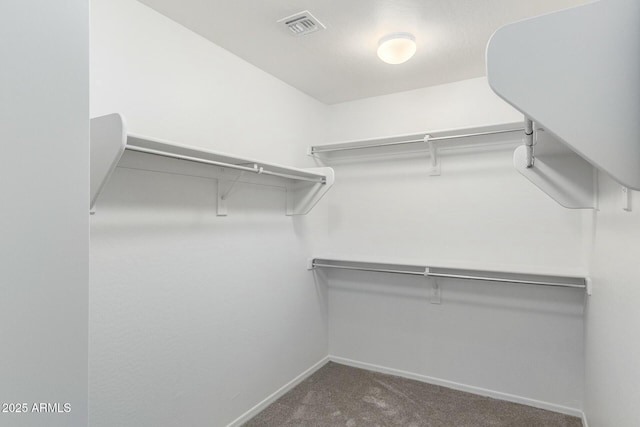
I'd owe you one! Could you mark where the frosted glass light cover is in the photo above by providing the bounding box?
[377,33,416,64]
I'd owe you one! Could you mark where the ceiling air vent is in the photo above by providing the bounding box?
[278,11,326,36]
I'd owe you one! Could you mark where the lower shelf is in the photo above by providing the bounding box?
[309,258,589,292]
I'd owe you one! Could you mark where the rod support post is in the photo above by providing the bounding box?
[524,117,535,168]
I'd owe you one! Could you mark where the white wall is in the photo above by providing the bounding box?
[584,175,640,426]
[328,77,521,140]
[321,78,589,413]
[0,1,89,426]
[90,1,328,426]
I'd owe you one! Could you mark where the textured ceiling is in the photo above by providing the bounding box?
[138,0,591,104]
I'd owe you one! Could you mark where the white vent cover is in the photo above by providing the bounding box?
[278,10,325,36]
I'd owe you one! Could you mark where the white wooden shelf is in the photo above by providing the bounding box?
[90,113,335,215]
[310,123,524,154]
[309,123,525,176]
[487,0,640,196]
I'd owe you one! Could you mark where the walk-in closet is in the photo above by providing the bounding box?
[2,0,639,426]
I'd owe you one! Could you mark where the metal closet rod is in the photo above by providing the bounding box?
[310,127,525,154]
[311,261,586,289]
[125,144,327,184]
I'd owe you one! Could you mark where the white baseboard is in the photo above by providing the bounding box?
[226,356,330,427]
[329,355,584,419]
[581,411,589,427]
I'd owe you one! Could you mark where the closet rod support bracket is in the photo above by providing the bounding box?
[425,135,441,176]
[622,186,632,211]
[425,268,442,304]
[585,277,593,296]
[307,258,315,271]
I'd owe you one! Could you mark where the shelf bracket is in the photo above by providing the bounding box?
[585,277,593,297]
[513,129,597,209]
[217,171,245,216]
[425,268,442,304]
[286,167,335,216]
[424,134,441,176]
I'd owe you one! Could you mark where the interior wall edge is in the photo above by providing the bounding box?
[225,356,330,427]
[583,171,640,427]
[1,1,89,425]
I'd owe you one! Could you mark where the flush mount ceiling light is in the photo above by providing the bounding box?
[377,32,416,64]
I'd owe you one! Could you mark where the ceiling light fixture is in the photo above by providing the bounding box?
[377,32,416,65]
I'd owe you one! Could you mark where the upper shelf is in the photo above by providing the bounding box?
[311,123,524,155]
[90,113,335,215]
[487,0,640,190]
[310,123,525,176]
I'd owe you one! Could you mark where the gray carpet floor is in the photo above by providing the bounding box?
[245,362,582,427]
